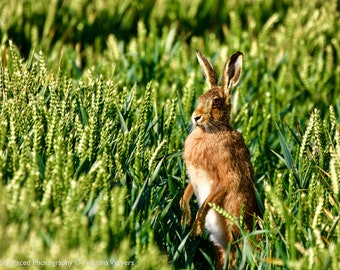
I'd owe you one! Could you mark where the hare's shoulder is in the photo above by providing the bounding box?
[183,128,252,183]
[184,128,247,152]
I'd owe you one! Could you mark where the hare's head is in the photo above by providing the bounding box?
[192,51,243,131]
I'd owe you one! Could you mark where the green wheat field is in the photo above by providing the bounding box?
[0,0,339,269]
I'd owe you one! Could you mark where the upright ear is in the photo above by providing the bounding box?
[196,50,218,89]
[221,51,243,95]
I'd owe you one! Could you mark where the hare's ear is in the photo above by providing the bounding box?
[222,52,243,95]
[196,50,218,89]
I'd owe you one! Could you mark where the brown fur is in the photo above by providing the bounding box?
[180,51,260,270]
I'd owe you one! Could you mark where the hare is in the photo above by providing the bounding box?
[180,51,260,269]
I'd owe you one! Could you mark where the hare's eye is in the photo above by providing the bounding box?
[212,98,220,107]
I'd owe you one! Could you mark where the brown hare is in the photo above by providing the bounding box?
[180,51,260,269]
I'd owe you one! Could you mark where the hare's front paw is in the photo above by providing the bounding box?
[190,216,205,237]
[179,198,191,227]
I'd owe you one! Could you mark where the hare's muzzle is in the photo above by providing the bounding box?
[192,113,203,126]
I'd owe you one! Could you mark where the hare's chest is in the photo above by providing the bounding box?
[186,163,214,207]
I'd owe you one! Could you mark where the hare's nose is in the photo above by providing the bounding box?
[193,115,202,124]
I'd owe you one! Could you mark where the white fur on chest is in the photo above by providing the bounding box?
[186,163,226,248]
[186,164,213,207]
